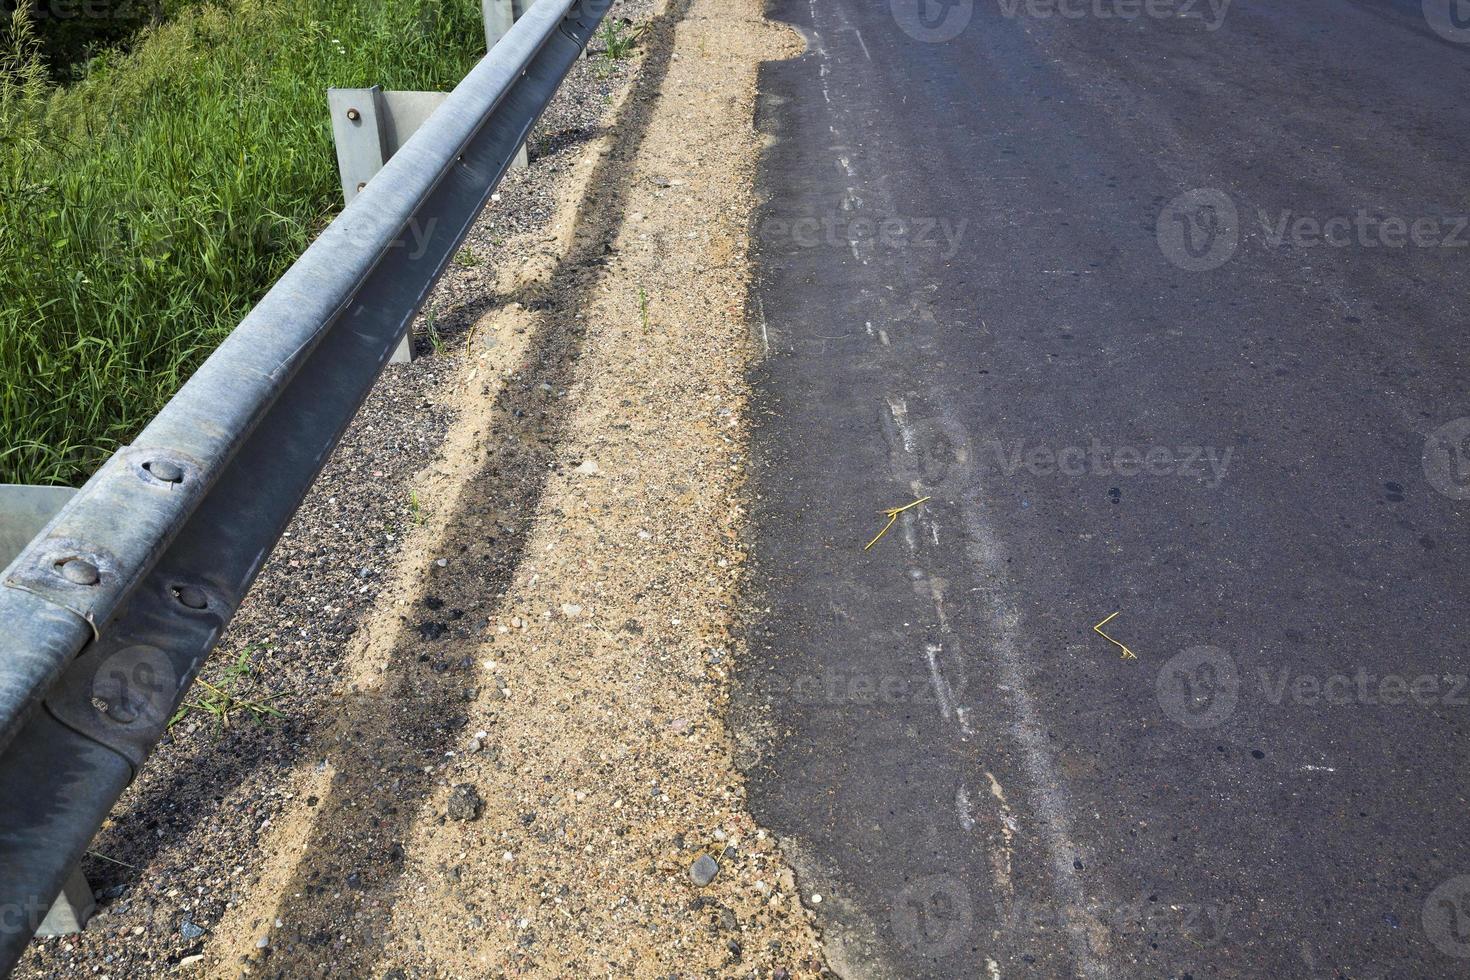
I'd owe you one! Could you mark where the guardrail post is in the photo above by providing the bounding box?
[483,0,530,170]
[327,86,414,365]
[326,86,388,207]
[34,868,94,937]
[0,485,77,564]
[327,1,542,365]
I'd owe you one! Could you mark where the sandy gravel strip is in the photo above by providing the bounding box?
[368,1,828,973]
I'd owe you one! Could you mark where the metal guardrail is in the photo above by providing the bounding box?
[0,0,610,970]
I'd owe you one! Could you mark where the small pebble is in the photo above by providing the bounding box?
[690,854,719,887]
[447,784,483,821]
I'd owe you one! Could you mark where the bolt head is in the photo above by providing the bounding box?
[145,459,184,483]
[174,585,208,610]
[346,107,361,121]
[59,558,100,586]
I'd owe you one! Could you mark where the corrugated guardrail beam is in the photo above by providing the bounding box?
[0,0,610,972]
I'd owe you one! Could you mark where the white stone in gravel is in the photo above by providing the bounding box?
[574,460,600,475]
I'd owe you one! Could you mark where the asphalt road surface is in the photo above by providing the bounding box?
[736,0,1470,976]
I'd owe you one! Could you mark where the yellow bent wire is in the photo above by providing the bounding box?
[1092,611,1138,660]
[864,496,932,551]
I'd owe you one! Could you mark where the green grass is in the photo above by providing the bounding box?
[168,646,285,729]
[595,16,642,61]
[0,0,486,486]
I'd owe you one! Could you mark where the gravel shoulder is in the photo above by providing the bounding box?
[16,1,829,977]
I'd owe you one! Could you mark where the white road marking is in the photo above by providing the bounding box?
[755,295,770,356]
[885,396,914,452]
[918,574,975,737]
[923,643,957,722]
[944,404,1112,978]
[956,783,978,831]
